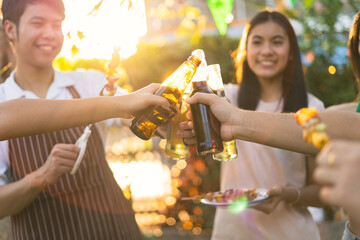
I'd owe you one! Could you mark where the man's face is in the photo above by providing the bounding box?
[11,3,64,69]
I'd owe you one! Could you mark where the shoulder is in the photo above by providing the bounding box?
[326,102,358,112]
[57,70,106,83]
[307,93,325,111]
[57,70,107,97]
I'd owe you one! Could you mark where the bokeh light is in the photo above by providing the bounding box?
[328,65,336,75]
[61,0,146,60]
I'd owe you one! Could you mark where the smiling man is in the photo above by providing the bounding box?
[0,0,143,239]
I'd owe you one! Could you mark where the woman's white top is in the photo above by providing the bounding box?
[211,83,324,240]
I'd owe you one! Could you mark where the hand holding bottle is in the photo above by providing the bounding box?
[129,50,202,140]
[189,81,223,156]
[207,64,237,161]
[118,83,175,119]
[186,92,240,142]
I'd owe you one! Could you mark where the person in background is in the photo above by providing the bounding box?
[209,10,324,240]
[184,7,360,155]
[187,9,360,239]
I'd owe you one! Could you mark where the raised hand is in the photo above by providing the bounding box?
[314,140,360,210]
[314,140,360,236]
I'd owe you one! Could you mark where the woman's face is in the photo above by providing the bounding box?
[246,21,290,83]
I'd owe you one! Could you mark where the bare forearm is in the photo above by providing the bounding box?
[292,185,323,208]
[319,110,360,141]
[0,97,121,141]
[233,110,318,155]
[232,109,360,156]
[0,173,42,218]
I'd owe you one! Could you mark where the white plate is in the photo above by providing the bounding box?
[200,188,269,207]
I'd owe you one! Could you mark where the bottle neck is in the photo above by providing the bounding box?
[188,55,201,67]
[192,80,208,89]
[191,80,213,95]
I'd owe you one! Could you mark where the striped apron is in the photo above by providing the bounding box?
[9,86,142,240]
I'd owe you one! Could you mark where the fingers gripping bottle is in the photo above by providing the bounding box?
[190,66,223,156]
[207,64,238,161]
[129,50,203,140]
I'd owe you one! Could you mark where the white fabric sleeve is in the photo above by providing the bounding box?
[0,140,10,185]
[342,221,360,240]
[223,83,238,106]
[307,93,325,111]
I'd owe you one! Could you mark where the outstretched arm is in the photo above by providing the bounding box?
[187,93,360,155]
[0,83,171,141]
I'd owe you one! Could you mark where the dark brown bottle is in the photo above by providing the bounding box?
[190,81,223,156]
[129,51,203,140]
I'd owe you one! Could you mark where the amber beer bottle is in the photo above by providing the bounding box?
[165,92,190,160]
[207,64,238,161]
[190,80,223,156]
[129,50,202,140]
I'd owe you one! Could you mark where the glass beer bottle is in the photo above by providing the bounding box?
[129,50,203,140]
[190,80,223,156]
[207,64,238,161]
[165,91,190,160]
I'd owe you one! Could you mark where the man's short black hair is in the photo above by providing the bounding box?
[2,0,65,26]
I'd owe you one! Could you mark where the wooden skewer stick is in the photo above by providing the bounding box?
[180,194,207,201]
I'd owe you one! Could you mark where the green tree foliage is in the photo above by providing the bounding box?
[286,0,359,106]
[306,56,357,107]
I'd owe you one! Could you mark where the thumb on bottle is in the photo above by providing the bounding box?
[186,92,216,105]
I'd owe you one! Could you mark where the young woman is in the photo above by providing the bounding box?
[187,10,360,238]
[186,9,360,155]
[211,10,324,240]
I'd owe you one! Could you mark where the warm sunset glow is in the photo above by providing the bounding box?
[60,0,146,60]
[108,157,172,199]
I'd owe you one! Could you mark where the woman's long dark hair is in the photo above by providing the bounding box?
[348,10,360,100]
[233,10,308,112]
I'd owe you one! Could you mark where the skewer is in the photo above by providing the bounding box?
[180,195,205,201]
[71,48,121,174]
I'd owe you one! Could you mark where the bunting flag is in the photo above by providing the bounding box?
[305,0,314,8]
[207,0,234,35]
